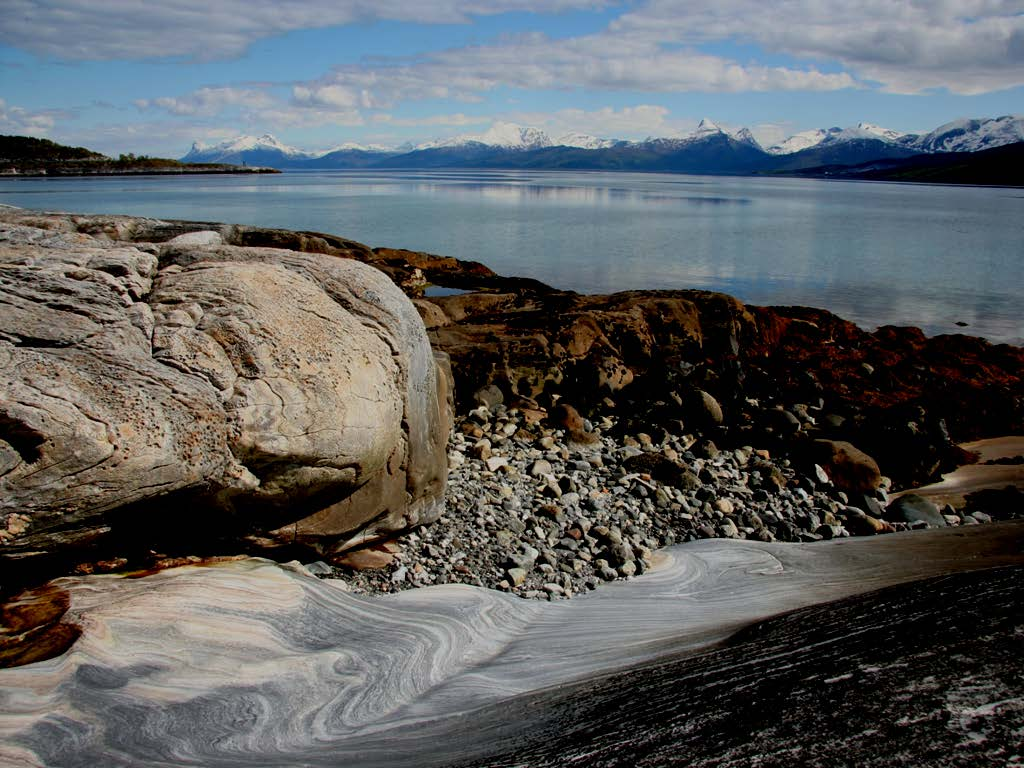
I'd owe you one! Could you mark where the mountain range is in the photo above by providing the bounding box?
[182,115,1024,175]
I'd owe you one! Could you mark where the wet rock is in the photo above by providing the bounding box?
[840,508,894,536]
[807,440,882,494]
[884,494,947,528]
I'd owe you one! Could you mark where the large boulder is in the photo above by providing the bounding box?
[806,439,882,494]
[0,213,451,575]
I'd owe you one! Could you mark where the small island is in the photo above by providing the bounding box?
[0,135,280,176]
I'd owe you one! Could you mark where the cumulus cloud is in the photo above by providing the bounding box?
[279,1,1020,99]
[0,0,609,60]
[291,85,378,110]
[8,0,1018,95]
[0,98,63,135]
[257,107,365,128]
[302,30,856,111]
[133,18,858,138]
[611,0,1024,94]
[135,84,368,129]
[136,87,276,117]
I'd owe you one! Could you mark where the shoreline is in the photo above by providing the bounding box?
[1,166,280,177]
[2,205,1023,765]
[325,400,1024,601]
[1,205,1021,597]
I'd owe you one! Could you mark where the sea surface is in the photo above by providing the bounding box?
[2,170,1021,343]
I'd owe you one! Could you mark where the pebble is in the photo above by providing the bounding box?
[325,403,1017,600]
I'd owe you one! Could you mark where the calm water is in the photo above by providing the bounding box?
[1,170,1021,343]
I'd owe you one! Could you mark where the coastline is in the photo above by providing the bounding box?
[1,166,280,177]
[1,206,1023,765]
[1,205,1020,584]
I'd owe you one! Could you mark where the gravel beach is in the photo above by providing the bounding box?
[327,403,1023,599]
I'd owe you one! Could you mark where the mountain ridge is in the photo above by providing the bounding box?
[179,115,1024,176]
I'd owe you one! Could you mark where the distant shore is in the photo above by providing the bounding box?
[2,165,280,177]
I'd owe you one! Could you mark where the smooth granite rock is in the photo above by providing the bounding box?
[0,211,451,573]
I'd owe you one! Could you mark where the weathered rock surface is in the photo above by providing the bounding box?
[0,210,451,577]
[419,285,1022,490]
[8,207,1020,491]
[3,524,1023,765]
[2,205,1020,585]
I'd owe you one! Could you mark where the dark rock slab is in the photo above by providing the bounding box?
[444,565,1024,768]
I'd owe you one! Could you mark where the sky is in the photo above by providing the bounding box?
[1,0,1023,157]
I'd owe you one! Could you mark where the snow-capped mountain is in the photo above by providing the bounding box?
[908,115,1024,153]
[768,128,834,155]
[840,122,907,143]
[181,115,1022,173]
[183,133,309,163]
[690,118,727,139]
[416,122,553,151]
[767,123,907,155]
[553,132,618,149]
[651,119,762,150]
[764,115,1022,157]
[319,140,394,153]
[729,127,762,149]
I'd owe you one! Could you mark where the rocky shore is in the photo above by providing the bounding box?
[2,164,279,177]
[1,206,1021,600]
[2,206,1023,767]
[332,403,1022,600]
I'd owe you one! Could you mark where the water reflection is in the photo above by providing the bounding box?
[0,170,1020,343]
[406,182,751,207]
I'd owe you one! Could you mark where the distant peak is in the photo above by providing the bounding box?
[693,118,724,136]
[416,121,553,150]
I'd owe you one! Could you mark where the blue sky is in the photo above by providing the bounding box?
[2,0,1022,156]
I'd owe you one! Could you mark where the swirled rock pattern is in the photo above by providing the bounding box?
[0,209,451,573]
[1,522,1022,766]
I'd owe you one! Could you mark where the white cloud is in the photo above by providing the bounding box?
[0,98,62,136]
[611,0,1024,95]
[136,87,276,117]
[257,107,366,129]
[303,30,857,112]
[3,0,1020,98]
[0,0,610,61]
[135,84,368,129]
[291,85,378,110]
